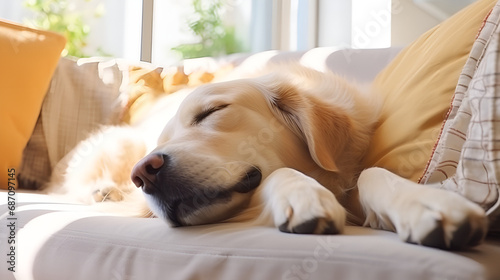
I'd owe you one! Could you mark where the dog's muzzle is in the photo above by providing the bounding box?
[131,153,262,226]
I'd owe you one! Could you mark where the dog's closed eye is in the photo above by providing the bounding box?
[192,104,230,125]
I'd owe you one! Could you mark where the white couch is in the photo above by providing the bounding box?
[1,47,500,280]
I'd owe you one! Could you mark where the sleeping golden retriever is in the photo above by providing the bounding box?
[48,64,487,250]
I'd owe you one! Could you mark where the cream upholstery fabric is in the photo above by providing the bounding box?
[1,192,500,280]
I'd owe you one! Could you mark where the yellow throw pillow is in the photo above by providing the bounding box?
[0,20,65,189]
[364,0,496,182]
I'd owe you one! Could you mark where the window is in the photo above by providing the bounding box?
[0,0,392,63]
[0,0,142,60]
[149,0,253,64]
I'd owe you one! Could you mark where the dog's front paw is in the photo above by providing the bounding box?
[264,168,345,234]
[91,180,136,203]
[394,188,488,250]
[92,186,123,202]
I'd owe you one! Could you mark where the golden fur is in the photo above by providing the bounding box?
[48,64,487,249]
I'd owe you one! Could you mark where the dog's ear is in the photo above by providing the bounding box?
[266,83,352,172]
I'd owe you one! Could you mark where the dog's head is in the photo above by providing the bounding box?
[131,68,368,226]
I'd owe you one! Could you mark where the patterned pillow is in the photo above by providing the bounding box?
[420,2,500,230]
[19,57,125,189]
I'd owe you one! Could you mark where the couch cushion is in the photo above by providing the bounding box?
[364,0,496,182]
[1,191,499,280]
[0,20,65,189]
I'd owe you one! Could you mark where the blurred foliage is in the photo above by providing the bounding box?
[24,0,105,57]
[172,0,245,59]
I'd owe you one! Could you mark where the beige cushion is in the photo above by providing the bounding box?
[19,58,125,189]
[364,0,496,182]
[2,191,500,280]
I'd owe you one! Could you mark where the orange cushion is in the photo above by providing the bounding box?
[364,0,496,182]
[0,20,65,189]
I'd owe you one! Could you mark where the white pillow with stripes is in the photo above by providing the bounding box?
[421,3,500,230]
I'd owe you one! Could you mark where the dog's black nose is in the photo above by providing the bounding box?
[131,153,167,194]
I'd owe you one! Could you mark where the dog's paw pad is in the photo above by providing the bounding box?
[279,217,341,234]
[266,168,345,235]
[274,194,345,235]
[419,219,446,249]
[280,218,319,234]
[400,191,488,250]
[322,220,340,234]
[417,219,487,250]
[449,220,486,250]
[460,223,485,248]
[293,218,320,234]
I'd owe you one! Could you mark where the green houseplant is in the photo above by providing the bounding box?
[172,0,245,59]
[24,0,104,57]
